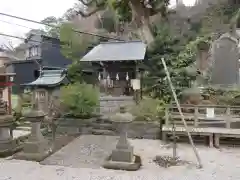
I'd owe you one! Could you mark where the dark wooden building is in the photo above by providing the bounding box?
[5,33,72,93]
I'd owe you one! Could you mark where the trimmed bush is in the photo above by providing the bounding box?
[129,98,165,121]
[60,83,99,118]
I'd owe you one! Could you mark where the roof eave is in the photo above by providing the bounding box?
[21,74,67,87]
[80,59,144,62]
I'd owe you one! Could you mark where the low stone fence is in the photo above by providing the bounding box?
[56,117,161,139]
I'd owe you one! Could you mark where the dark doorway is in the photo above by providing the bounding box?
[34,70,40,79]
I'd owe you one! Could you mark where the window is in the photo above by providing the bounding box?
[25,48,30,58]
[26,46,40,58]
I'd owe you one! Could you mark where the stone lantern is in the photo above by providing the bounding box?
[181,86,203,105]
[0,100,19,156]
[14,107,51,161]
[103,106,141,171]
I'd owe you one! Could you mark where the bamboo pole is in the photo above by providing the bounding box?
[161,58,203,168]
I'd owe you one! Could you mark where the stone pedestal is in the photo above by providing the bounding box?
[111,123,134,162]
[14,110,51,161]
[0,114,20,157]
[103,106,141,171]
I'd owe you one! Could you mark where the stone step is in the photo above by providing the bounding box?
[90,129,115,136]
[91,123,115,131]
[18,121,31,127]
[16,126,31,131]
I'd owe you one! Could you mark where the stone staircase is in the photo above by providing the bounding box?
[89,95,135,135]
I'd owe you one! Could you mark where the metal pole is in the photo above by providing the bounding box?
[161,58,203,168]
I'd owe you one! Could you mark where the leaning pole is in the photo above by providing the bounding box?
[161,58,203,168]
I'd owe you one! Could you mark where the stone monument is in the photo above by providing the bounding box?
[0,100,20,156]
[210,33,239,86]
[103,106,141,171]
[14,105,51,161]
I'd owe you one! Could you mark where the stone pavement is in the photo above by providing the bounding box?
[41,135,118,168]
[0,136,240,179]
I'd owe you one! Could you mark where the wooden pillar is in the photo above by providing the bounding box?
[194,106,199,127]
[214,134,220,148]
[209,134,213,148]
[165,106,169,126]
[140,71,143,100]
[226,106,231,129]
[134,61,141,104]
[7,86,11,114]
[103,65,108,94]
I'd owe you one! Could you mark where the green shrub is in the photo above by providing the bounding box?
[60,83,99,118]
[129,98,165,121]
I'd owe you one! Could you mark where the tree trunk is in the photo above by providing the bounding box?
[129,0,154,45]
[140,16,154,44]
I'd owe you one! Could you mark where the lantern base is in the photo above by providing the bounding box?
[14,150,51,162]
[0,139,22,157]
[103,154,141,171]
[111,146,134,162]
[13,137,51,162]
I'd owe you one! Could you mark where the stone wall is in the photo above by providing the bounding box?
[56,117,161,139]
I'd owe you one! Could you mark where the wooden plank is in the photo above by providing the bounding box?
[162,125,240,135]
[170,114,240,121]
[162,130,214,147]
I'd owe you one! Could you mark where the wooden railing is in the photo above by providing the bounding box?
[165,104,240,128]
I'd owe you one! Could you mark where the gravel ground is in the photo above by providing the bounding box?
[0,135,240,179]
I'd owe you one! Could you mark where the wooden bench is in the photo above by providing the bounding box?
[165,105,240,128]
[213,128,240,147]
[162,126,214,147]
[162,125,240,147]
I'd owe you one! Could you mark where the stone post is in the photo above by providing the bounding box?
[14,109,51,161]
[103,106,141,171]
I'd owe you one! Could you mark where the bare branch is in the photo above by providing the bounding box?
[78,0,96,6]
[76,1,105,17]
[148,1,168,16]
[3,41,14,52]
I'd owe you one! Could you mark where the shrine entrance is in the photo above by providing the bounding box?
[80,41,146,99]
[97,61,136,96]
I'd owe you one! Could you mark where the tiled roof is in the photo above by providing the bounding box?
[22,69,67,87]
[80,41,147,62]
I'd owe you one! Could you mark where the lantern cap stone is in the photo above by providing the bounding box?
[111,106,134,123]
